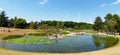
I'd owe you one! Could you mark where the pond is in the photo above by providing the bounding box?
[0,35,119,53]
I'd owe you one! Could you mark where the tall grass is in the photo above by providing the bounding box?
[93,35,119,48]
[7,37,54,44]
[3,35,23,40]
[28,33,47,36]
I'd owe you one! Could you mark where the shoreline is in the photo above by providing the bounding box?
[0,40,120,55]
[0,27,120,55]
[0,34,120,55]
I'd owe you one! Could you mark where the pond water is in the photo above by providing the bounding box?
[0,35,118,53]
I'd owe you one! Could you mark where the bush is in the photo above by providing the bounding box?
[3,35,23,40]
[28,33,47,36]
[7,37,54,44]
[60,32,70,35]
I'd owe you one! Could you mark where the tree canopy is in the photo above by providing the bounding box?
[93,16,103,31]
[14,18,27,28]
[2,10,120,35]
[0,11,8,27]
[94,13,120,35]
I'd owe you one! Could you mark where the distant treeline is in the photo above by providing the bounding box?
[0,11,93,29]
[40,21,93,29]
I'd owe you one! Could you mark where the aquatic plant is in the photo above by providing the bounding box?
[7,37,54,44]
[3,35,23,40]
[93,35,119,48]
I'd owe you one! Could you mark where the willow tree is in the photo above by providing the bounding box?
[105,13,118,34]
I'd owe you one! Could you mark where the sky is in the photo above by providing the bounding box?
[0,0,120,23]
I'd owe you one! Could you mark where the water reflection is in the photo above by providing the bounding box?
[92,36,103,48]
[92,35,119,48]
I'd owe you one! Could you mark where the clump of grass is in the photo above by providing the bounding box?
[93,35,119,48]
[60,31,70,35]
[7,37,54,44]
[3,35,23,40]
[28,33,47,36]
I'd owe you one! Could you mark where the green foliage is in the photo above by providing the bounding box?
[7,37,54,44]
[0,11,93,29]
[93,16,103,31]
[29,21,35,29]
[28,33,47,36]
[0,11,8,27]
[105,13,119,34]
[14,18,27,28]
[8,17,16,28]
[93,13,120,35]
[105,13,113,20]
[93,35,119,48]
[60,31,70,35]
[40,21,93,30]
[3,35,23,40]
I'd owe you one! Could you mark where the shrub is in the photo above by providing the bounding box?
[3,35,23,40]
[28,33,47,36]
[7,37,54,44]
[60,32,70,35]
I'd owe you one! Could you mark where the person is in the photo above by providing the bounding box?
[55,34,58,39]
[24,33,26,37]
[0,29,2,32]
[8,28,11,32]
[24,33,31,38]
[3,29,5,32]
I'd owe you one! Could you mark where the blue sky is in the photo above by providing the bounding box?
[0,0,120,23]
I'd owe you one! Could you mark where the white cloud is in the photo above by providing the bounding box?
[112,0,120,5]
[100,3,106,7]
[38,0,48,5]
[0,8,4,11]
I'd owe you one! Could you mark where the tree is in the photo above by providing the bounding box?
[14,18,27,28]
[93,16,103,31]
[8,18,14,28]
[113,14,120,34]
[39,24,48,30]
[106,18,117,34]
[0,11,8,27]
[104,13,118,34]
[105,13,112,20]
[29,21,35,29]
[59,21,64,29]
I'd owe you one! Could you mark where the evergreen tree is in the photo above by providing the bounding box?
[105,13,112,20]
[0,11,8,27]
[113,14,120,34]
[8,18,14,28]
[93,16,103,31]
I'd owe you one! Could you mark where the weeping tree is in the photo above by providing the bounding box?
[104,13,118,34]
[105,18,117,34]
